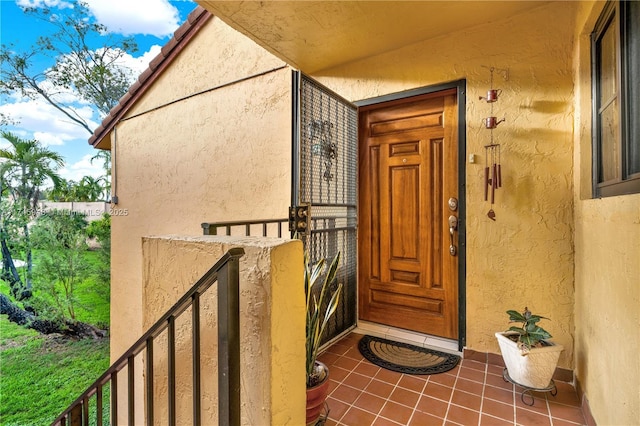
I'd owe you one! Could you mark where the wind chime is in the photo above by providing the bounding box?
[480,67,507,221]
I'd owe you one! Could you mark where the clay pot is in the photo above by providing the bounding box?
[306,361,329,425]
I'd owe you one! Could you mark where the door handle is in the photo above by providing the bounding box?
[448,215,458,256]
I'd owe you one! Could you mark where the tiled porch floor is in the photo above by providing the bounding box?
[318,332,586,426]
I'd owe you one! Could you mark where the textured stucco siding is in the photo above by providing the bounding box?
[313,2,577,370]
[109,16,291,366]
[572,2,640,424]
[142,236,305,425]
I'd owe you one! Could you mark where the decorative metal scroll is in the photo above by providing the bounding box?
[308,119,337,182]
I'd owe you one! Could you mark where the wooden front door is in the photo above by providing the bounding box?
[358,89,459,339]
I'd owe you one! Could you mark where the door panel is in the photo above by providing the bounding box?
[359,90,459,339]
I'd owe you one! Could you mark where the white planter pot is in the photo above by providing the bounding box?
[495,332,563,389]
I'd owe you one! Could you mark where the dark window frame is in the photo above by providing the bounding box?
[591,1,640,197]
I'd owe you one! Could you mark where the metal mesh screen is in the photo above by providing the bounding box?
[296,74,358,345]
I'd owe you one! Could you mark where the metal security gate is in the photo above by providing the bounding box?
[292,72,358,345]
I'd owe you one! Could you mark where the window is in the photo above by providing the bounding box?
[592,1,640,197]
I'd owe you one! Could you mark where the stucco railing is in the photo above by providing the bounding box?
[51,248,245,426]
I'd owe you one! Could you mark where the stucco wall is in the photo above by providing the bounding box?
[313,2,577,369]
[109,15,292,364]
[141,236,305,425]
[572,2,640,424]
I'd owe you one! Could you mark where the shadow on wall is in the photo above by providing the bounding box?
[520,100,570,114]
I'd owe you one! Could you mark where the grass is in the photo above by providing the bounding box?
[0,249,110,426]
[0,318,110,426]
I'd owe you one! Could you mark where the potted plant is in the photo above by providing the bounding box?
[495,307,564,389]
[305,250,343,426]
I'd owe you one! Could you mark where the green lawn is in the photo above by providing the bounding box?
[0,317,110,426]
[0,249,110,426]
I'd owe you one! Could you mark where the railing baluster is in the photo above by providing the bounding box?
[192,292,202,426]
[127,355,135,426]
[218,253,241,426]
[110,372,117,425]
[52,249,245,426]
[69,404,81,426]
[245,223,251,235]
[96,384,103,426]
[168,316,176,426]
[146,337,154,426]
[82,396,89,426]
[262,223,267,236]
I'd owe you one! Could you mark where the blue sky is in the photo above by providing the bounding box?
[0,0,197,182]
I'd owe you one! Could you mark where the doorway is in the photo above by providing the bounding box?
[357,89,462,341]
[293,73,466,349]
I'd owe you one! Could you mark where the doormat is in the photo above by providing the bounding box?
[358,335,460,375]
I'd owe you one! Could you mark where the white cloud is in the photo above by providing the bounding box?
[16,0,73,9]
[84,0,182,37]
[58,154,105,182]
[0,98,97,146]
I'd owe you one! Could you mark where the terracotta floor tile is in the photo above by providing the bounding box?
[340,406,377,426]
[327,342,351,356]
[514,391,549,414]
[551,418,589,426]
[446,365,461,376]
[479,413,514,425]
[354,361,380,378]
[461,359,487,372]
[485,373,514,390]
[375,367,403,385]
[372,416,403,426]
[451,389,482,412]
[552,382,581,407]
[409,410,445,426]
[365,379,395,399]
[343,371,373,390]
[354,392,386,415]
[515,407,551,426]
[548,401,586,424]
[483,386,514,405]
[334,356,360,371]
[379,400,414,425]
[429,373,457,388]
[344,346,365,361]
[331,383,363,405]
[487,364,505,377]
[318,352,340,367]
[423,382,454,403]
[455,377,484,395]
[416,395,449,418]
[458,366,486,383]
[329,366,351,383]
[323,335,587,426]
[326,397,350,421]
[398,375,428,393]
[481,398,514,422]
[328,379,341,396]
[389,387,420,408]
[446,404,480,425]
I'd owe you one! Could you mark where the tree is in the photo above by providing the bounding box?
[0,131,64,299]
[87,213,110,301]
[91,150,111,200]
[31,211,90,321]
[76,175,104,201]
[0,1,138,133]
